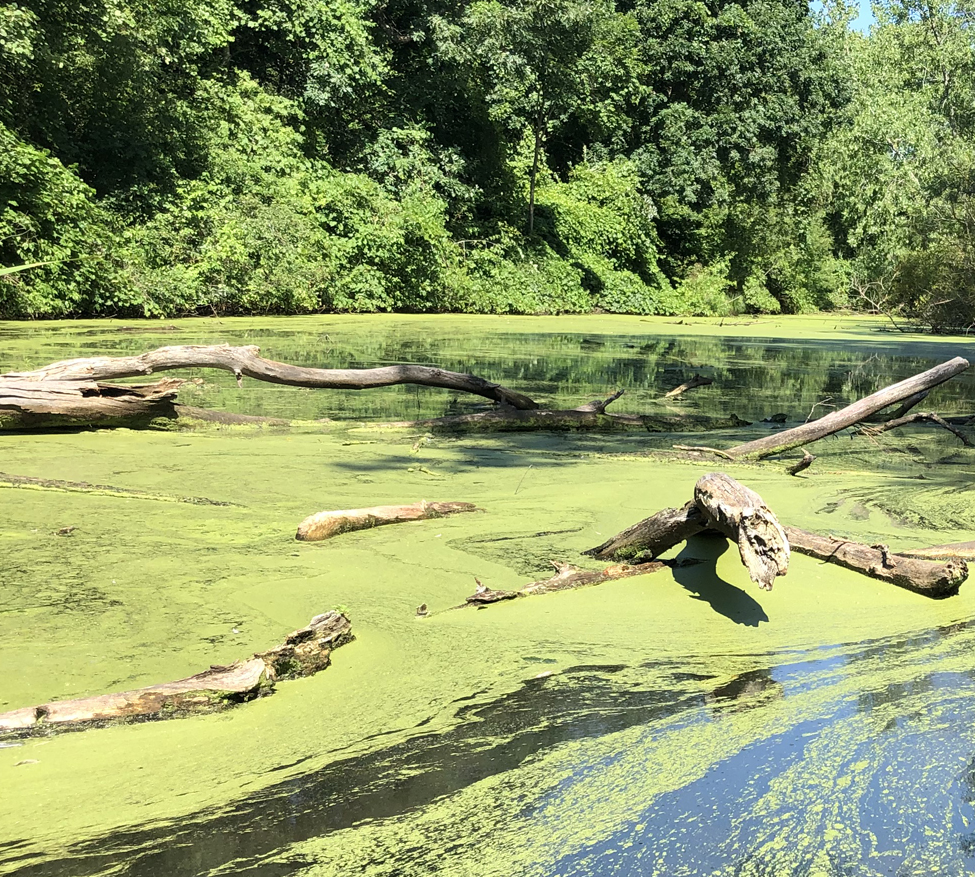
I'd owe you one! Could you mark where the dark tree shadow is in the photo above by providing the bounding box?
[670,534,769,626]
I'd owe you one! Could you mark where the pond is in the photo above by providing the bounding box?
[2,314,975,876]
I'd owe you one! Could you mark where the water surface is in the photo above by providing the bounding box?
[2,315,975,876]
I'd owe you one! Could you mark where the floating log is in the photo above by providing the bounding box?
[0,379,181,430]
[3,344,539,410]
[458,560,667,608]
[725,357,970,460]
[296,501,478,541]
[786,450,816,476]
[0,470,235,505]
[0,611,353,738]
[375,410,752,433]
[854,411,972,446]
[784,527,967,598]
[897,541,975,561]
[663,374,713,398]
[583,472,967,597]
[693,473,789,591]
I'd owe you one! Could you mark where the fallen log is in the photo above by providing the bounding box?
[784,527,967,598]
[854,411,973,446]
[663,374,713,398]
[2,344,539,410]
[0,611,352,738]
[724,357,970,460]
[786,450,816,476]
[693,473,789,591]
[583,472,967,597]
[296,501,478,541]
[374,410,752,433]
[458,560,668,608]
[0,470,236,506]
[584,501,706,561]
[0,378,181,430]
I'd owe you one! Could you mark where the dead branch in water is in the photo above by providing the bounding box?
[722,358,969,460]
[2,343,539,410]
[584,472,968,598]
[854,411,973,446]
[0,612,353,738]
[663,374,713,398]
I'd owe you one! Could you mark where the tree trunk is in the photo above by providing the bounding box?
[784,527,967,598]
[0,612,352,738]
[584,501,706,561]
[3,344,539,410]
[693,473,790,590]
[296,501,479,541]
[726,357,969,459]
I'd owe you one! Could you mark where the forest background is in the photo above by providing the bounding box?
[0,0,972,329]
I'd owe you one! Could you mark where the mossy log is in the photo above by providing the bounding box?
[296,501,478,541]
[0,611,353,738]
[376,410,751,433]
[583,472,967,598]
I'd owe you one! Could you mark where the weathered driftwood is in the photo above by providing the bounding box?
[0,378,182,429]
[725,357,970,460]
[854,411,973,446]
[296,501,478,541]
[784,527,967,598]
[3,344,539,410]
[663,374,713,398]
[583,472,967,597]
[693,473,790,590]
[460,560,667,607]
[584,501,706,561]
[0,611,352,738]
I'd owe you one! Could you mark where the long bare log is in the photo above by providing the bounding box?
[296,501,478,541]
[784,527,967,597]
[663,374,713,398]
[459,560,667,608]
[374,410,752,433]
[584,501,706,561]
[0,379,181,430]
[0,612,352,738]
[693,473,789,590]
[897,541,975,561]
[726,357,970,460]
[3,344,539,410]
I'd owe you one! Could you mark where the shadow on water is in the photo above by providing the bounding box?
[7,668,709,877]
[671,535,770,627]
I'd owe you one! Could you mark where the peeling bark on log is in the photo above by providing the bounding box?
[694,473,790,591]
[584,501,706,561]
[0,612,353,738]
[296,501,478,541]
[725,357,970,460]
[0,379,181,430]
[3,344,539,410]
[460,560,667,607]
[784,527,967,597]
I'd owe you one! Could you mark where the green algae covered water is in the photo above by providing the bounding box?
[3,315,975,876]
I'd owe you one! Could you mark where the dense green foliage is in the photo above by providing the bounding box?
[0,0,973,326]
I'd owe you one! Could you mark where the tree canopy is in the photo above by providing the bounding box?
[1,0,973,328]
